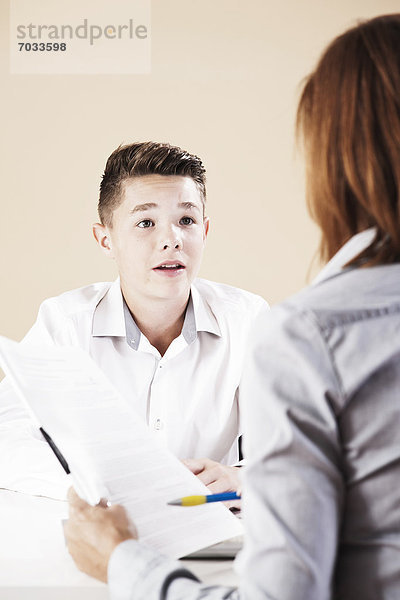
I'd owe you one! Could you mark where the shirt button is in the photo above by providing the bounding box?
[154,418,163,431]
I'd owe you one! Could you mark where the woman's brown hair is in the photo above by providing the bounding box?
[297,14,400,266]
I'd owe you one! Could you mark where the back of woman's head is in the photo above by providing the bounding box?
[297,14,400,266]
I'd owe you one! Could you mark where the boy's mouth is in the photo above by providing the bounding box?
[153,261,186,274]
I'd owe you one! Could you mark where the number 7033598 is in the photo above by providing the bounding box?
[18,42,67,51]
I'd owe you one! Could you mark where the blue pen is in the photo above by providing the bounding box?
[168,492,241,506]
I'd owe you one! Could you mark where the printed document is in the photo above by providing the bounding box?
[0,336,243,559]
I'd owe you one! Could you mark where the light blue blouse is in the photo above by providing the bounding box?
[109,229,400,599]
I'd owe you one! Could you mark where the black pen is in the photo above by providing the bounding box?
[39,427,107,505]
[39,427,70,474]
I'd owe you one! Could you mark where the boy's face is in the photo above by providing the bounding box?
[94,175,209,305]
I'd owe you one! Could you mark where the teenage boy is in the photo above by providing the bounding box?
[0,142,269,499]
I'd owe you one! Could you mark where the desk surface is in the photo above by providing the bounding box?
[0,489,239,599]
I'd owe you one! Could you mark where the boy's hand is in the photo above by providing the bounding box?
[182,458,242,509]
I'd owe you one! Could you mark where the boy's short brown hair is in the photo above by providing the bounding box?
[98,142,207,226]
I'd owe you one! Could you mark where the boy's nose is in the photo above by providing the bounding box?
[163,240,181,250]
[161,227,182,250]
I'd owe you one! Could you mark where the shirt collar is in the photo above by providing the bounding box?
[123,301,142,349]
[311,227,377,287]
[181,295,197,344]
[92,278,221,342]
[191,282,221,337]
[92,279,126,337]
[123,294,199,351]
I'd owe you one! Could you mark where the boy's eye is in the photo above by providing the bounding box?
[137,219,154,228]
[180,217,194,226]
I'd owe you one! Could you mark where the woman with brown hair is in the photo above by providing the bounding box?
[65,14,400,600]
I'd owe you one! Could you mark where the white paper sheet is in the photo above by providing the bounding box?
[0,336,243,558]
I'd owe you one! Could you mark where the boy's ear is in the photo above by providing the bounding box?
[92,223,114,257]
[203,217,210,240]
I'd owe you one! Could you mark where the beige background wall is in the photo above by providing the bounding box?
[1,0,399,341]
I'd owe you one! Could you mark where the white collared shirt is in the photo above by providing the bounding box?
[0,278,269,499]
